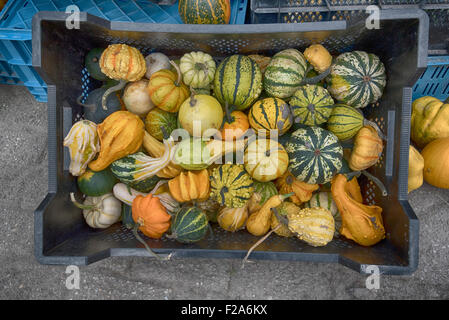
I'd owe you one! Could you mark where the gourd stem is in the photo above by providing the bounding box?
[189,88,197,107]
[301,67,331,85]
[280,193,295,201]
[150,180,168,195]
[361,170,388,196]
[160,125,170,140]
[76,95,96,110]
[363,119,387,140]
[101,79,126,110]
[272,207,289,226]
[241,224,281,269]
[285,175,294,185]
[132,224,169,261]
[70,192,97,210]
[224,101,232,124]
[169,60,182,87]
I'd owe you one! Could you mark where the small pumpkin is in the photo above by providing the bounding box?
[221,109,250,141]
[303,44,332,73]
[248,97,293,136]
[331,174,385,246]
[275,171,319,205]
[77,167,117,196]
[349,125,383,171]
[132,193,171,239]
[145,52,171,80]
[421,137,449,189]
[70,193,121,229]
[145,108,178,141]
[408,145,424,193]
[169,206,209,243]
[88,111,144,172]
[178,0,231,24]
[411,96,449,148]
[100,44,146,82]
[244,138,289,182]
[178,94,224,137]
[210,164,254,208]
[63,120,100,176]
[123,80,155,117]
[147,61,190,113]
[217,205,248,232]
[168,169,210,202]
[180,51,216,89]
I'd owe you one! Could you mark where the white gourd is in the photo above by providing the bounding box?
[145,52,171,79]
[123,80,155,117]
[63,120,100,176]
[70,193,121,229]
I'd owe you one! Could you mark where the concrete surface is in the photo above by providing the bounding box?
[1,85,448,300]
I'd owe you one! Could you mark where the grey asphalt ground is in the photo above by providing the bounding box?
[1,85,448,300]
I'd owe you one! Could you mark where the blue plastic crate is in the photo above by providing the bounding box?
[412,56,449,101]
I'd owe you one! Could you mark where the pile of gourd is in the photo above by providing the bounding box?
[65,42,390,261]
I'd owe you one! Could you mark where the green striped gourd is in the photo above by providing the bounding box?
[287,207,335,247]
[253,181,278,205]
[326,104,364,141]
[77,167,118,196]
[178,0,231,24]
[326,51,386,109]
[170,206,209,243]
[304,192,342,235]
[263,48,308,99]
[248,97,293,136]
[144,108,177,141]
[213,55,262,110]
[285,126,343,184]
[290,84,335,126]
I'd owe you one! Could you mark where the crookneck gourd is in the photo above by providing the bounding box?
[63,120,100,176]
[217,205,249,232]
[275,171,319,205]
[210,164,254,208]
[88,111,144,172]
[331,174,385,246]
[168,169,210,203]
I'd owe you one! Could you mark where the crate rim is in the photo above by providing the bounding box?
[32,10,427,275]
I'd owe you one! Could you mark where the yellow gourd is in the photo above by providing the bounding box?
[270,202,298,237]
[422,137,449,189]
[89,111,144,172]
[303,44,332,73]
[246,193,293,236]
[408,145,424,193]
[349,125,383,171]
[217,205,248,232]
[168,169,210,202]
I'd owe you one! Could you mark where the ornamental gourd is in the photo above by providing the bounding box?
[210,164,254,208]
[348,125,383,171]
[304,192,342,236]
[247,181,278,214]
[168,169,210,202]
[270,202,298,237]
[173,138,211,170]
[421,137,449,189]
[331,174,385,246]
[275,171,318,205]
[244,138,289,182]
[147,61,190,113]
[221,110,250,141]
[145,108,178,141]
[179,51,216,89]
[263,48,308,99]
[178,94,224,137]
[326,51,386,109]
[217,205,249,232]
[178,0,231,24]
[289,85,334,126]
[169,206,209,243]
[286,126,343,184]
[303,44,332,73]
[123,80,155,117]
[145,52,171,79]
[63,120,100,176]
[77,87,123,123]
[77,168,117,197]
[408,145,424,193]
[88,111,144,172]
[214,55,263,111]
[248,55,271,74]
[411,96,449,148]
[70,193,121,229]
[85,48,109,81]
[248,97,293,136]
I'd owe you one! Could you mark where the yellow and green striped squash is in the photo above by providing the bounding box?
[290,84,335,126]
[248,97,293,136]
[326,51,386,109]
[304,192,342,236]
[326,104,364,141]
[178,0,231,25]
[213,54,263,110]
[170,206,209,243]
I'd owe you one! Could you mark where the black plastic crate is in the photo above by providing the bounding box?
[33,10,427,274]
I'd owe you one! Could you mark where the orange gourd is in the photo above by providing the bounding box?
[421,137,449,189]
[221,110,249,141]
[132,194,171,239]
[168,169,210,202]
[331,174,385,246]
[349,125,383,171]
[275,171,319,205]
[100,44,146,82]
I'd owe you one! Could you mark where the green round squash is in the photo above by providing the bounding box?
[77,167,117,197]
[173,137,211,170]
[145,108,178,141]
[85,48,109,81]
[286,126,343,184]
[253,181,278,205]
[248,97,293,136]
[263,48,308,99]
[170,206,209,243]
[178,0,231,24]
[326,104,364,141]
[213,55,263,111]
[290,84,335,126]
[326,51,386,109]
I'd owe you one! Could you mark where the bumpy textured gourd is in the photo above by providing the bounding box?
[275,171,319,205]
[217,205,249,232]
[411,96,449,148]
[210,164,254,208]
[408,145,424,193]
[178,0,231,24]
[88,111,144,172]
[349,125,383,171]
[70,193,121,229]
[63,120,100,176]
[331,174,385,246]
[168,169,210,202]
[304,191,342,236]
[270,203,297,237]
[303,44,332,73]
